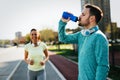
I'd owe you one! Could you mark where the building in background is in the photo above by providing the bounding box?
[15,31,22,39]
[80,0,111,35]
[14,31,23,45]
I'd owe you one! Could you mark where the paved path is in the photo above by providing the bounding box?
[0,47,66,80]
[10,60,65,80]
[0,47,23,80]
[49,51,113,80]
[49,51,78,80]
[0,47,115,80]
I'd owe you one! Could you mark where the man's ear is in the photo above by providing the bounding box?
[90,16,95,22]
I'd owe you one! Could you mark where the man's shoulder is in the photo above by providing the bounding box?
[95,30,108,42]
[96,30,106,38]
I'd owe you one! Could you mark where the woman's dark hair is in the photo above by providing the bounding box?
[30,28,37,33]
[84,4,103,24]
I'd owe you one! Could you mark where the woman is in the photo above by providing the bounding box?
[24,28,49,80]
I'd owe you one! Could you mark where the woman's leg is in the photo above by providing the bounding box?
[37,69,46,80]
[28,70,37,80]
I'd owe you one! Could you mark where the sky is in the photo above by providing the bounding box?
[0,0,119,40]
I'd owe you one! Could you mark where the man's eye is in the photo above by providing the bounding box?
[82,14,85,16]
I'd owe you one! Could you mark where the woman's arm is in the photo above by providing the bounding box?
[40,49,49,65]
[24,50,34,65]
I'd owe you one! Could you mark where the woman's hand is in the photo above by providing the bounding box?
[40,60,45,66]
[29,59,34,65]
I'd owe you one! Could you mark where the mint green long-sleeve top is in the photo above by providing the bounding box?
[58,20,109,80]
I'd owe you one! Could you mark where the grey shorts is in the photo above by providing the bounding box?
[27,69,46,80]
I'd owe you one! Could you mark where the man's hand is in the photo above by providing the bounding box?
[61,17,70,23]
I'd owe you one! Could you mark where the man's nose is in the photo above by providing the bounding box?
[78,17,81,21]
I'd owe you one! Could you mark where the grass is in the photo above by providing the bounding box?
[49,49,78,62]
[48,44,78,62]
[48,44,120,80]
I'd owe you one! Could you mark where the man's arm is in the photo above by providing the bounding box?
[58,19,79,44]
[95,35,109,80]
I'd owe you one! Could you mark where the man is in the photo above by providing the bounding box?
[58,4,109,80]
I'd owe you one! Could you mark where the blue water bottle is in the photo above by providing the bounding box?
[62,11,78,22]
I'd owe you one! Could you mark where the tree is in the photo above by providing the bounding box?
[40,29,57,42]
[24,28,58,44]
[25,34,30,44]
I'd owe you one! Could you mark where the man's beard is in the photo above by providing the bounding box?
[78,23,83,26]
[78,19,90,27]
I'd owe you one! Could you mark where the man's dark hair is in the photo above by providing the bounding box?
[84,4,103,24]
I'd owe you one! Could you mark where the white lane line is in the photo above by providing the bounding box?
[48,60,66,80]
[6,60,22,80]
